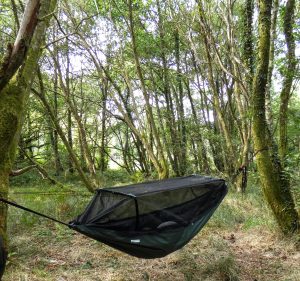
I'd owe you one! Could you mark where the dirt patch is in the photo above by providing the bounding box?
[223,228,300,281]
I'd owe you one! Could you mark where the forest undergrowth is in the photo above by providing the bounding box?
[3,171,300,281]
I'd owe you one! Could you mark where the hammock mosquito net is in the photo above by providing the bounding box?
[69,175,227,258]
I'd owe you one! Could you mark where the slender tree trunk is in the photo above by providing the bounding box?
[227,0,254,192]
[185,79,210,173]
[242,0,254,77]
[252,0,299,234]
[67,109,74,173]
[53,83,64,175]
[100,84,108,173]
[52,39,64,175]
[279,0,296,165]
[10,0,20,32]
[153,81,174,172]
[266,0,279,128]
[197,3,235,175]
[156,0,178,175]
[128,0,168,178]
[174,29,187,176]
[33,89,95,192]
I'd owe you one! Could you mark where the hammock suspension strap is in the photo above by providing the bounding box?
[0,198,69,227]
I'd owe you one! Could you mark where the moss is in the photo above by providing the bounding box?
[0,81,26,170]
[252,0,299,234]
[0,79,25,258]
[0,112,18,167]
[0,1,58,276]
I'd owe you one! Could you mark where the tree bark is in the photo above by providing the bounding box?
[252,0,299,234]
[52,32,64,175]
[279,0,296,165]
[99,83,108,173]
[265,0,279,128]
[0,0,57,277]
[0,0,40,92]
[174,28,187,176]
[10,165,36,177]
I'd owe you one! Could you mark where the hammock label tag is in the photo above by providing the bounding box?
[131,239,140,243]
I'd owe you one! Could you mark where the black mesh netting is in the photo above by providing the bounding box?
[70,175,227,258]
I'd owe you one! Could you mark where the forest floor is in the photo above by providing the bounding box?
[3,172,300,281]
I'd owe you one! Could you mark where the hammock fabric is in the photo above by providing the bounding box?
[69,175,227,259]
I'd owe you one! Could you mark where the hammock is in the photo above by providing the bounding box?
[2,175,227,259]
[70,175,227,258]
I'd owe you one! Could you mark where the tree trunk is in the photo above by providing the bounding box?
[67,109,74,174]
[279,0,296,165]
[0,158,9,279]
[156,0,179,175]
[52,40,64,175]
[0,0,57,277]
[242,0,254,77]
[265,0,279,128]
[185,79,210,174]
[197,2,235,175]
[252,0,299,234]
[0,0,40,91]
[128,0,168,179]
[174,28,187,176]
[99,84,108,173]
[33,89,95,193]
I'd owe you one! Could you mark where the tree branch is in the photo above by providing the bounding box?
[0,0,41,92]
[10,165,36,177]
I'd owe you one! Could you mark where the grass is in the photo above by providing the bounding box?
[3,171,300,281]
[203,254,239,281]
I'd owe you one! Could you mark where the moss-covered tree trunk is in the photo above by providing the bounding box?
[252,0,299,234]
[266,0,279,128]
[0,0,56,278]
[233,0,254,193]
[279,0,296,165]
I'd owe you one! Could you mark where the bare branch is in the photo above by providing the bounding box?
[10,165,36,177]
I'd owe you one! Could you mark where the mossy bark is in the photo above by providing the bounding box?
[0,0,57,277]
[266,0,279,128]
[279,0,296,165]
[252,0,299,234]
[0,67,29,281]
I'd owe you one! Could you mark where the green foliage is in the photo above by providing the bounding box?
[131,170,152,183]
[0,0,16,58]
[98,169,132,187]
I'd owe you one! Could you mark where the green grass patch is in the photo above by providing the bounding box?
[207,176,277,231]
